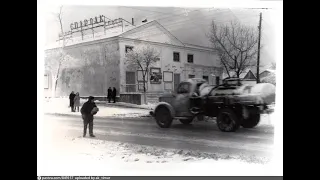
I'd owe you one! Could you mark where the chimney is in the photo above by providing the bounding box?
[132,18,134,25]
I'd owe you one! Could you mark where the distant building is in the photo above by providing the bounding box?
[260,69,276,85]
[222,69,256,80]
[44,19,223,98]
[259,69,276,79]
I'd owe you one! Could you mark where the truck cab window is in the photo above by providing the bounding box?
[177,83,190,94]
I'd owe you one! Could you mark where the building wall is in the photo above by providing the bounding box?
[44,70,52,97]
[123,24,182,45]
[243,71,257,80]
[44,40,120,97]
[119,39,222,93]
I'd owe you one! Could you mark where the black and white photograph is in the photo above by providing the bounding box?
[38,0,283,177]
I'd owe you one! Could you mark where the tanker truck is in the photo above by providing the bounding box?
[149,78,275,132]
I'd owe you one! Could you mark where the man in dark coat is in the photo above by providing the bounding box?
[112,87,117,103]
[107,87,112,103]
[80,96,97,137]
[69,91,76,112]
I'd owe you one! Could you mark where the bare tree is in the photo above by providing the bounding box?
[45,6,76,97]
[125,45,160,104]
[208,20,259,78]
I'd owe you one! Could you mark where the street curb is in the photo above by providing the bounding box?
[97,102,154,110]
[44,113,152,118]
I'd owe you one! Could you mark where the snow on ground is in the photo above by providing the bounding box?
[39,119,275,176]
[43,98,151,118]
[43,98,275,126]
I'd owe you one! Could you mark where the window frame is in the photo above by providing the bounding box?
[187,54,194,63]
[173,52,180,62]
[177,82,191,94]
[125,45,134,53]
[188,74,195,79]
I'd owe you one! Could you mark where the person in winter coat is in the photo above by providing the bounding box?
[80,96,98,137]
[73,92,80,112]
[112,87,117,103]
[69,91,76,112]
[107,87,112,103]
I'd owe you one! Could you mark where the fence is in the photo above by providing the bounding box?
[121,83,148,93]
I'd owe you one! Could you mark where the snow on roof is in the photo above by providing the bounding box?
[221,69,256,80]
[45,28,125,49]
[260,69,276,74]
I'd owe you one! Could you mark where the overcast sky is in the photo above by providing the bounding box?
[44,5,277,68]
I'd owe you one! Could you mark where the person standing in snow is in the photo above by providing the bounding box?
[107,87,112,103]
[112,87,117,103]
[69,91,76,112]
[73,92,80,112]
[80,96,98,137]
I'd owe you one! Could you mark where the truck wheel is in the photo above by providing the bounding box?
[242,114,260,128]
[217,108,240,132]
[155,107,173,128]
[179,118,193,125]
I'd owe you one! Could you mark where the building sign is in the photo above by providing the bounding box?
[163,71,173,82]
[58,15,125,41]
[150,68,162,84]
[70,15,105,30]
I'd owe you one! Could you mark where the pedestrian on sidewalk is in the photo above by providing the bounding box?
[107,87,112,103]
[69,91,76,112]
[80,96,99,137]
[73,92,80,112]
[112,87,117,103]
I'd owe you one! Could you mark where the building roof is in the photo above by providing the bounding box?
[222,69,256,80]
[260,69,276,74]
[45,20,213,51]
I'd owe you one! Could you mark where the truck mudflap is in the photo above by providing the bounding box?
[242,104,274,117]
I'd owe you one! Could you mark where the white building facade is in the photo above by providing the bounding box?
[44,20,223,97]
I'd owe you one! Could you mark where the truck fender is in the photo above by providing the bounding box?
[154,102,176,118]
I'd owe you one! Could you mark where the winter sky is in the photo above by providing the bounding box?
[42,1,281,69]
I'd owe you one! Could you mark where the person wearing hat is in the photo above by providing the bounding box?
[80,96,99,137]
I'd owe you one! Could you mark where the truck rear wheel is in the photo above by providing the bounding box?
[242,113,260,128]
[155,107,173,128]
[217,108,240,132]
[179,118,193,125]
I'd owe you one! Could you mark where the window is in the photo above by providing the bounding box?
[173,52,180,62]
[177,82,190,94]
[44,74,49,89]
[125,46,133,53]
[216,76,220,86]
[187,54,194,63]
[189,74,195,78]
[203,76,208,82]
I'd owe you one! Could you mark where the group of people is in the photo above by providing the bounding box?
[67,87,117,138]
[69,91,81,112]
[68,87,117,112]
[107,87,117,103]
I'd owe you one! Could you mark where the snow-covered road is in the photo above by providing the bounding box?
[38,114,276,176]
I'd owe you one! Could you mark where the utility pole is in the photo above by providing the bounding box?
[256,12,262,83]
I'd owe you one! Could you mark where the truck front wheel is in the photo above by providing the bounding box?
[217,108,240,132]
[241,113,260,128]
[155,107,173,128]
